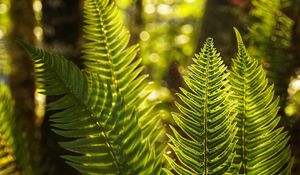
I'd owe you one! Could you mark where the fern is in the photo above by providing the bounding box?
[164,38,238,174]
[15,0,295,173]
[82,0,165,150]
[2,43,51,175]
[247,0,294,105]
[230,28,293,174]
[20,40,163,174]
[0,81,43,175]
[0,82,18,174]
[19,0,165,173]
[1,41,9,77]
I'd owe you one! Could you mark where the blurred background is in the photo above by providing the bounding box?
[0,0,300,174]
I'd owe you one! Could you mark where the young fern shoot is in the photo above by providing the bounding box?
[165,38,238,175]
[229,28,293,174]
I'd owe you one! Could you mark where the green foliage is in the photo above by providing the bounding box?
[1,41,47,175]
[0,40,10,76]
[19,0,166,172]
[247,0,294,104]
[229,29,293,174]
[14,0,294,173]
[137,0,206,82]
[0,81,42,175]
[19,40,163,174]
[0,82,18,174]
[164,38,238,174]
[82,0,165,150]
[163,30,293,174]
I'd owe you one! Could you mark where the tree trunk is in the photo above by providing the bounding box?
[8,0,48,174]
[8,0,36,130]
[41,0,82,174]
[197,0,248,65]
[128,0,143,44]
[41,0,83,65]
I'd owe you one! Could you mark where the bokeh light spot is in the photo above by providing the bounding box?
[33,1,42,12]
[140,31,150,41]
[0,29,4,39]
[0,3,8,14]
[157,4,172,15]
[145,4,155,14]
[150,53,159,63]
[181,24,193,34]
[33,26,43,41]
[175,34,190,45]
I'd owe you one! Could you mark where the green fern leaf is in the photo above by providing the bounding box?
[0,82,18,174]
[165,38,238,174]
[81,0,165,150]
[20,41,163,174]
[0,81,44,175]
[230,28,293,174]
[247,0,294,105]
[82,0,146,107]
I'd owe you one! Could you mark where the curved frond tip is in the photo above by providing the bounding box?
[230,29,293,174]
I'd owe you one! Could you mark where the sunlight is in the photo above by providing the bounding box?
[175,34,190,45]
[149,53,159,63]
[181,24,193,34]
[166,150,172,154]
[157,4,172,15]
[184,0,195,3]
[0,3,8,14]
[148,90,159,101]
[34,90,46,128]
[0,29,4,39]
[33,1,42,12]
[288,78,300,95]
[145,4,155,14]
[140,31,150,41]
[33,26,43,41]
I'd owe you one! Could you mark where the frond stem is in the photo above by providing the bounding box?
[93,1,118,93]
[242,55,247,175]
[204,54,209,175]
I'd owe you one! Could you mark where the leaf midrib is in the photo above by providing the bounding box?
[204,54,209,175]
[92,1,118,92]
[241,54,248,175]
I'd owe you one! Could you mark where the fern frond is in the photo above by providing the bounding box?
[2,43,51,175]
[20,41,163,174]
[0,41,9,77]
[82,0,164,150]
[247,0,294,104]
[0,82,18,174]
[0,81,43,175]
[230,28,293,174]
[82,0,146,105]
[165,38,238,174]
